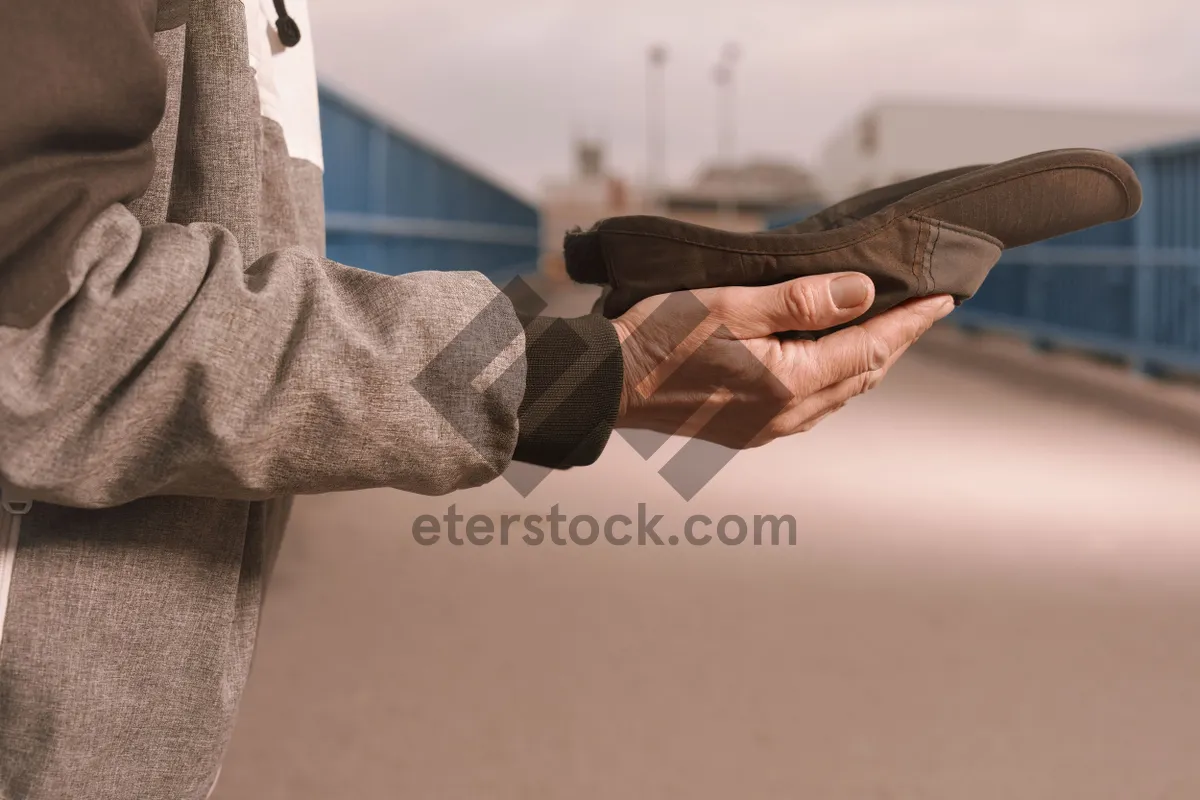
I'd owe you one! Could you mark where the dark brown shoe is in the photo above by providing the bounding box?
[564,149,1142,338]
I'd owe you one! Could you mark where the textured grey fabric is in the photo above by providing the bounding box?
[0,205,524,505]
[0,2,527,799]
[263,121,328,258]
[3,498,261,800]
[127,24,187,226]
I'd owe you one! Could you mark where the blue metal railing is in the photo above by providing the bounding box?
[769,140,1200,376]
[957,143,1200,374]
[955,248,1200,373]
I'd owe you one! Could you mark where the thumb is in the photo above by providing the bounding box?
[705,272,875,338]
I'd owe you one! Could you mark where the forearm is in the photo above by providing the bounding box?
[0,0,623,507]
[0,206,530,506]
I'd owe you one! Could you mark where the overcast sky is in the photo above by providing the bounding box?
[309,0,1200,199]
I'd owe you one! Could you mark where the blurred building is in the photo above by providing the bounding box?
[538,140,646,278]
[818,97,1200,202]
[659,160,824,232]
[539,140,823,279]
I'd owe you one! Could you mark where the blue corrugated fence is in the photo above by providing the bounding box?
[959,142,1200,374]
[318,85,540,287]
[770,141,1200,376]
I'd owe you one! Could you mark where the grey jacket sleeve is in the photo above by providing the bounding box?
[2,207,532,506]
[0,0,621,508]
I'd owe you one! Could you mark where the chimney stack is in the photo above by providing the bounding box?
[576,139,604,178]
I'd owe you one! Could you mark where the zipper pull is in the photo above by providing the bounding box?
[0,483,33,516]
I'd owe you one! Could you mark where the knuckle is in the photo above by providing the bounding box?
[785,281,823,324]
[909,304,941,336]
[862,330,890,372]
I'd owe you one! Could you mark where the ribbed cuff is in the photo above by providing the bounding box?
[512,314,623,469]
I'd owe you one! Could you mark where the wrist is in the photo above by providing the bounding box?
[512,314,624,469]
[612,316,633,420]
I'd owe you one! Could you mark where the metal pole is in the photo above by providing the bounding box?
[646,45,668,213]
[715,43,740,224]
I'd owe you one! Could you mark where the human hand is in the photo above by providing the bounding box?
[612,273,954,448]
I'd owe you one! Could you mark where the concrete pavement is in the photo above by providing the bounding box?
[213,324,1200,800]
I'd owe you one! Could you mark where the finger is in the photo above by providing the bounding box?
[802,400,846,430]
[748,399,847,446]
[772,375,867,435]
[807,335,915,412]
[797,294,953,390]
[862,293,956,343]
[696,272,876,339]
[768,335,920,438]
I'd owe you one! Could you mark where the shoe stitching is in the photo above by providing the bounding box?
[924,220,942,294]
[910,214,1003,248]
[911,219,926,296]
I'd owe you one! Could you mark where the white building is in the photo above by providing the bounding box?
[818,98,1200,202]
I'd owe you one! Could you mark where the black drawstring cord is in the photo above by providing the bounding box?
[273,0,301,47]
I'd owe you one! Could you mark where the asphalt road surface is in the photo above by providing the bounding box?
[214,326,1200,800]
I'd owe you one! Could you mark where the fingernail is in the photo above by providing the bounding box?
[831,275,870,309]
